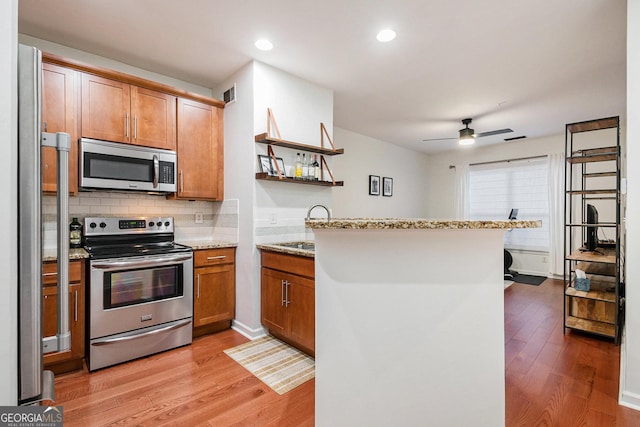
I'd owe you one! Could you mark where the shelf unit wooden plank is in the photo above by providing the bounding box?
[566,117,619,133]
[565,222,618,227]
[574,262,616,277]
[566,249,616,264]
[566,189,617,195]
[566,153,617,163]
[255,133,344,156]
[583,171,617,178]
[565,316,616,337]
[255,173,344,186]
[565,285,616,302]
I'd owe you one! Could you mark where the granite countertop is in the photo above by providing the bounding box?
[257,242,315,258]
[43,248,90,262]
[305,218,542,230]
[178,240,238,250]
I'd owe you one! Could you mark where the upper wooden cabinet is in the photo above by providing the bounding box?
[42,62,79,195]
[175,98,224,200]
[81,73,177,150]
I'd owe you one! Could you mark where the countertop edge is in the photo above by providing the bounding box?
[178,241,238,250]
[257,243,315,258]
[305,219,542,230]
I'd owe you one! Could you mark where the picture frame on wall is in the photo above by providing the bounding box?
[383,177,393,197]
[258,155,286,176]
[369,175,380,196]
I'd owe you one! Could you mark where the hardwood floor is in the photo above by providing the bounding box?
[51,279,640,426]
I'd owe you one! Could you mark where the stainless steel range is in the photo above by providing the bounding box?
[84,216,193,371]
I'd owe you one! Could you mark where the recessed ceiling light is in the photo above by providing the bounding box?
[376,29,396,42]
[255,39,274,51]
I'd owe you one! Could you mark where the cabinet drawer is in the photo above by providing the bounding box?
[194,248,235,267]
[261,251,315,278]
[43,260,83,285]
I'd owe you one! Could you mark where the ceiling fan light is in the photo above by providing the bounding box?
[459,135,475,145]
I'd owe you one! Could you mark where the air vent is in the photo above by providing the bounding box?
[223,83,236,104]
[504,135,526,141]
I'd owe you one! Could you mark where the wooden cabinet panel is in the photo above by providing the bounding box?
[194,247,236,267]
[81,73,130,143]
[261,268,288,335]
[286,275,315,352]
[130,86,176,150]
[176,98,224,200]
[194,263,235,327]
[42,260,85,372]
[42,62,78,195]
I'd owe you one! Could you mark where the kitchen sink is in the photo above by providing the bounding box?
[273,241,315,251]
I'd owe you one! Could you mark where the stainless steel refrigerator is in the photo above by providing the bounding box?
[17,43,71,405]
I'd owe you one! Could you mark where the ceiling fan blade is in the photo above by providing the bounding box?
[422,137,457,142]
[476,128,513,138]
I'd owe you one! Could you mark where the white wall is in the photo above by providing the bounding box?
[18,35,212,97]
[331,127,430,218]
[620,0,640,410]
[0,0,18,405]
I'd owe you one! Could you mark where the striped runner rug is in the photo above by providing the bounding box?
[223,335,315,395]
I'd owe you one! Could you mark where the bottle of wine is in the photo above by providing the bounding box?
[313,155,320,181]
[69,217,82,248]
[295,153,302,179]
[302,153,309,180]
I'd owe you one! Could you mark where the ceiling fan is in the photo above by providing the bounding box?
[422,118,513,145]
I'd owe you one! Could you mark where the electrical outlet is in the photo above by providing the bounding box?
[195,212,204,224]
[270,213,277,224]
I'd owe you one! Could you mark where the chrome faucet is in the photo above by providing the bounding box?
[306,204,331,222]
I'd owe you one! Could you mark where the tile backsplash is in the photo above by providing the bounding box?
[42,192,238,250]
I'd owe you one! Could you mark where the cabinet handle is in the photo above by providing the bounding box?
[285,280,290,307]
[125,113,129,139]
[196,274,200,299]
[44,121,48,132]
[74,290,78,323]
[134,114,137,140]
[281,279,286,306]
[207,256,226,261]
[43,272,57,277]
[180,170,184,193]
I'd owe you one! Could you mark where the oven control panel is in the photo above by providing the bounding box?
[84,216,174,236]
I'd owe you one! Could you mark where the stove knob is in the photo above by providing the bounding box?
[89,222,97,229]
[149,221,155,227]
[164,221,170,227]
[99,222,106,228]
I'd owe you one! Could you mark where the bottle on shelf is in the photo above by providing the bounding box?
[313,155,320,181]
[69,217,82,248]
[302,153,309,180]
[295,153,302,179]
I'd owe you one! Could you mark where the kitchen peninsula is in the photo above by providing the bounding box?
[306,218,541,427]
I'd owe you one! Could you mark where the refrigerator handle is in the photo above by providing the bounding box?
[41,131,71,353]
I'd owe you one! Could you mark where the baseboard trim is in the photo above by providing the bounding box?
[231,320,266,340]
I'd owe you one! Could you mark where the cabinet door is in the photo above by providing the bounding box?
[261,268,287,335]
[81,73,130,143]
[176,98,224,200]
[287,275,315,352]
[42,63,78,195]
[42,282,85,365]
[194,263,235,327]
[130,86,176,150]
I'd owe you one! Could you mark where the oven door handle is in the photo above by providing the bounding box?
[92,254,192,270]
[90,319,192,346]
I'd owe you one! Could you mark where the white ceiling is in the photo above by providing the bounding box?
[18,0,627,154]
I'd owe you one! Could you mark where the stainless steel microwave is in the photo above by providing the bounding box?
[79,138,177,193]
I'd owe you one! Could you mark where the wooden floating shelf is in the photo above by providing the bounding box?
[255,133,344,156]
[566,249,616,264]
[565,315,616,337]
[255,173,344,186]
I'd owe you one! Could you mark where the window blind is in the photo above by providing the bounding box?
[469,157,549,251]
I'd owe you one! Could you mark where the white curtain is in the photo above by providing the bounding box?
[454,163,470,219]
[547,152,565,277]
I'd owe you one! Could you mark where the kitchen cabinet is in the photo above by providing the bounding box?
[175,98,224,200]
[261,251,315,356]
[193,248,236,336]
[81,73,176,150]
[42,260,85,374]
[42,62,79,195]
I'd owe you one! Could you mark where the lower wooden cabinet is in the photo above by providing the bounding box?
[261,251,315,356]
[193,248,236,336]
[42,260,85,374]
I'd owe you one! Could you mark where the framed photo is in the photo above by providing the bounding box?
[258,155,286,176]
[383,177,393,197]
[369,175,380,196]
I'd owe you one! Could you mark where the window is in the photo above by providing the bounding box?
[469,157,549,251]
